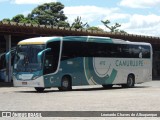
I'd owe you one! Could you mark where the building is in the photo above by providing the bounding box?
[0,21,160,82]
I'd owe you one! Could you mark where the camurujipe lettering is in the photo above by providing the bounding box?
[116,60,143,67]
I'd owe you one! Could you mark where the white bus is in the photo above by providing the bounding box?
[7,36,152,92]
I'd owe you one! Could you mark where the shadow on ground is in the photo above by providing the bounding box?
[0,82,13,87]
[15,85,150,94]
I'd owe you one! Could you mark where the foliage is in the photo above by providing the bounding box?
[28,2,68,26]
[11,14,25,23]
[57,21,70,27]
[1,2,68,27]
[11,14,39,24]
[1,2,127,32]
[71,16,89,29]
[101,20,127,33]
[2,18,11,22]
[87,26,104,32]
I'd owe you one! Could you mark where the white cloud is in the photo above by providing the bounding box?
[121,14,160,36]
[64,5,160,37]
[119,0,160,8]
[11,0,57,4]
[64,6,120,24]
[103,13,130,21]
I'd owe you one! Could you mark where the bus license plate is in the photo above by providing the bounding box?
[22,82,27,85]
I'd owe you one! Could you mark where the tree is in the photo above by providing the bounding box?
[1,2,69,27]
[12,14,25,23]
[101,19,127,33]
[87,26,104,32]
[71,16,88,29]
[19,18,39,24]
[28,2,68,26]
[11,14,39,24]
[2,18,10,22]
[57,21,70,27]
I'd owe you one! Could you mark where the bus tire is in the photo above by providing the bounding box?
[102,85,113,89]
[122,74,135,88]
[58,76,72,91]
[35,87,45,92]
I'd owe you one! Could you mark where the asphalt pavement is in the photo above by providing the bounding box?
[0,81,160,120]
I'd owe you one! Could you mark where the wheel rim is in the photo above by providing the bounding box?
[62,80,69,88]
[128,76,133,87]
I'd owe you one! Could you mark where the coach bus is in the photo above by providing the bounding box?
[6,36,152,92]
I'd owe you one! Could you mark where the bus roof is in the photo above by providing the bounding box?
[18,36,112,45]
[18,36,151,46]
[63,36,112,43]
[18,37,58,45]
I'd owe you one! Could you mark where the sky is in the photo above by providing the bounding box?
[0,0,160,37]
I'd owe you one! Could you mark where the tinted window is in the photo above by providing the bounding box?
[61,41,150,60]
[44,41,60,75]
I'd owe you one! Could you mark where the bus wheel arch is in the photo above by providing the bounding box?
[122,74,135,88]
[58,75,72,91]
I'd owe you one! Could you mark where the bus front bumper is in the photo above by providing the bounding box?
[13,76,45,87]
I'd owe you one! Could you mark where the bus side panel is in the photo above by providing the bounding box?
[43,57,152,87]
[84,57,152,85]
[60,57,88,86]
[83,57,118,85]
[43,57,89,87]
[113,58,152,84]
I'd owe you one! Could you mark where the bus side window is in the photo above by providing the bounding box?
[139,46,142,58]
[141,45,150,58]
[44,41,60,75]
[45,55,53,67]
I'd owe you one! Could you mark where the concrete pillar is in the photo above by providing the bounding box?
[4,35,12,82]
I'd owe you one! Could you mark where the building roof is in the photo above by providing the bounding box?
[0,21,160,44]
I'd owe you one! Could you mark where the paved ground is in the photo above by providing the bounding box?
[0,81,160,120]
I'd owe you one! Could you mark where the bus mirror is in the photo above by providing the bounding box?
[37,48,51,63]
[5,51,11,63]
[5,49,16,63]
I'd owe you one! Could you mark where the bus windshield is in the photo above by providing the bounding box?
[14,45,45,72]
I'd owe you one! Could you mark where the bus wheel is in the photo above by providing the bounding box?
[122,75,135,88]
[35,87,45,92]
[58,76,72,91]
[102,85,113,89]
